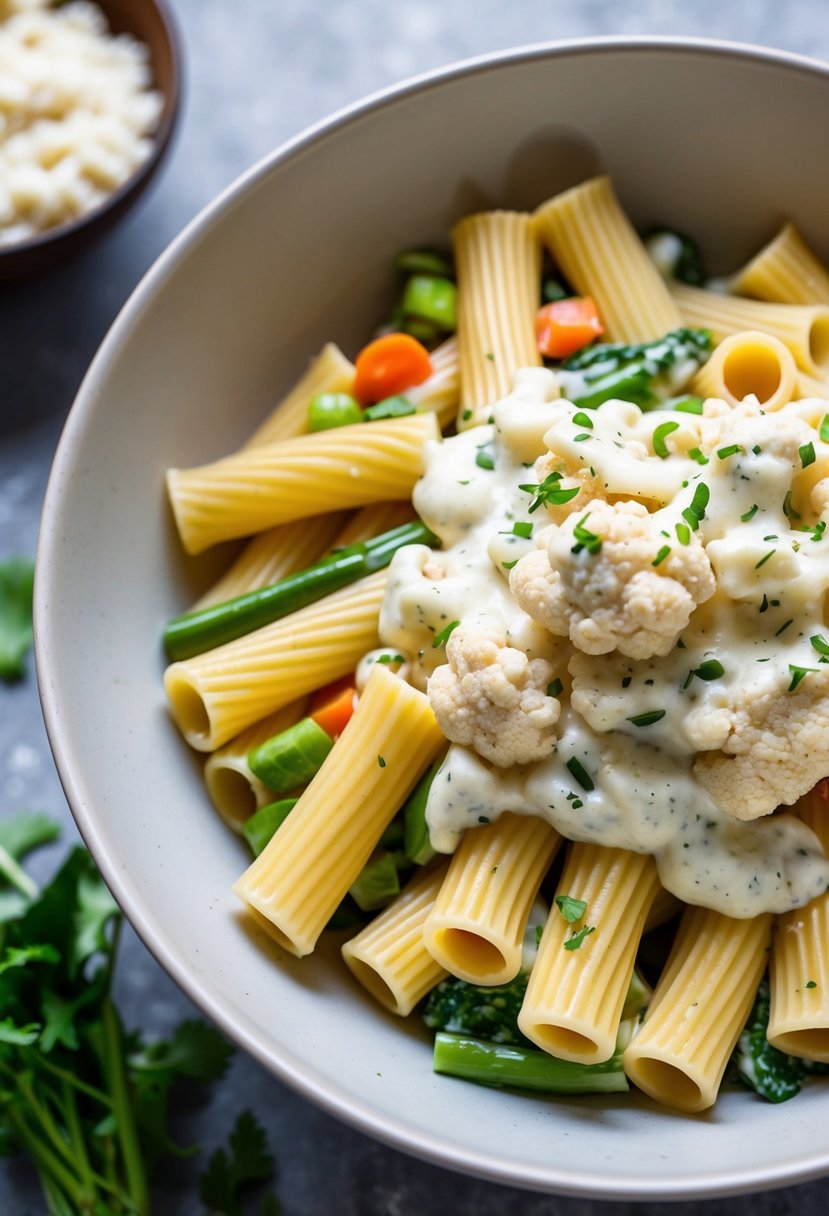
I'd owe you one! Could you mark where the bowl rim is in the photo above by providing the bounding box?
[0,0,183,264]
[35,34,829,1200]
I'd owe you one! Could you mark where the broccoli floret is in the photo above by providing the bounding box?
[734,980,805,1103]
[423,974,531,1046]
[557,327,712,412]
[644,227,707,286]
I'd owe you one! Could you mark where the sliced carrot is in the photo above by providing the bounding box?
[353,333,433,405]
[309,685,357,739]
[535,297,604,360]
[308,675,353,713]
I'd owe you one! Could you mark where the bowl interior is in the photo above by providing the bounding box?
[36,40,829,1199]
[0,0,181,282]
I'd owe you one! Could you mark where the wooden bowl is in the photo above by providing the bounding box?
[0,0,182,283]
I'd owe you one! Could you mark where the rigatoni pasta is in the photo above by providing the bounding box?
[159,173,829,1119]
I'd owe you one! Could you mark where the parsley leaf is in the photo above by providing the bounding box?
[0,557,35,681]
[564,925,596,951]
[199,1109,280,1216]
[555,895,588,923]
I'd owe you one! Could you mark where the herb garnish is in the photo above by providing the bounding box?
[800,442,816,468]
[626,710,666,727]
[741,504,759,522]
[652,420,679,459]
[475,441,495,470]
[571,513,603,555]
[566,757,594,791]
[564,925,596,952]
[432,620,460,648]
[652,545,671,567]
[572,412,593,429]
[555,895,588,923]
[788,664,818,692]
[683,659,725,689]
[717,444,743,460]
[755,549,776,569]
[546,678,563,698]
[519,472,580,512]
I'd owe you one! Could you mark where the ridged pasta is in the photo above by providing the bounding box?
[342,862,450,1015]
[795,371,829,402]
[192,512,350,610]
[534,175,681,343]
[203,699,308,831]
[452,211,541,425]
[233,664,446,957]
[671,283,829,380]
[732,222,829,307]
[406,335,460,430]
[164,571,386,751]
[166,412,439,554]
[768,782,829,1060]
[242,342,356,449]
[691,330,797,410]
[423,813,560,985]
[518,845,659,1064]
[623,907,772,1113]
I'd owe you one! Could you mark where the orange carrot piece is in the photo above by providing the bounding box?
[535,297,604,360]
[308,685,357,739]
[353,333,433,404]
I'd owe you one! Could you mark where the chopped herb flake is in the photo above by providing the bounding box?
[688,447,709,465]
[783,491,800,520]
[432,621,460,648]
[555,894,588,924]
[675,522,691,545]
[652,545,671,567]
[511,521,533,539]
[571,513,603,556]
[564,925,596,952]
[566,756,594,791]
[755,549,776,569]
[810,634,829,657]
[800,442,816,468]
[572,412,594,429]
[626,710,666,727]
[546,678,563,698]
[573,433,591,442]
[821,415,829,442]
[377,755,386,768]
[652,420,679,459]
[475,442,495,470]
[501,559,518,570]
[806,980,818,989]
[788,664,818,693]
[741,504,759,522]
[717,444,743,460]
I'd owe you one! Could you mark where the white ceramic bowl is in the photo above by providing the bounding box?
[36,38,829,1200]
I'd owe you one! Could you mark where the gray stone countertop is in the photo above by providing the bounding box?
[4,1,829,1212]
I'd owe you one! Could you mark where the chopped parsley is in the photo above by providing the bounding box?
[572,411,593,429]
[432,620,460,648]
[683,658,725,689]
[802,520,826,542]
[788,664,818,693]
[546,678,563,698]
[519,472,580,512]
[377,755,386,768]
[475,441,495,470]
[461,409,473,421]
[573,433,592,442]
[510,520,533,539]
[564,925,596,952]
[806,980,818,989]
[501,559,519,570]
[571,513,603,555]
[652,420,679,459]
[626,710,666,727]
[566,756,594,791]
[800,442,816,468]
[555,894,588,923]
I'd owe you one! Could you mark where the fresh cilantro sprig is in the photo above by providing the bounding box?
[200,1110,281,1216]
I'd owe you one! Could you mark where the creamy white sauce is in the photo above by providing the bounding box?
[379,369,829,917]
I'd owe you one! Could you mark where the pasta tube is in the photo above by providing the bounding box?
[518,845,659,1064]
[423,813,561,985]
[233,664,446,957]
[623,907,772,1113]
[342,862,450,1015]
[671,283,829,380]
[690,330,797,410]
[452,211,541,426]
[535,176,681,343]
[405,335,460,430]
[166,412,439,554]
[732,222,829,307]
[242,342,356,448]
[768,782,829,1060]
[203,699,307,831]
[164,571,386,751]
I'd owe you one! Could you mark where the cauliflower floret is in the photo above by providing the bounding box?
[693,670,829,819]
[510,499,715,660]
[700,396,818,466]
[427,625,560,767]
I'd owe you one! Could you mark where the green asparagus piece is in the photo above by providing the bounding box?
[403,762,441,865]
[242,799,298,857]
[163,519,439,661]
[557,327,712,413]
[433,1034,629,1094]
[248,718,333,794]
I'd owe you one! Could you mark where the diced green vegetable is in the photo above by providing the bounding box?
[403,762,441,865]
[363,395,416,421]
[423,973,531,1046]
[163,519,439,660]
[349,853,403,912]
[734,980,806,1103]
[401,274,457,332]
[242,799,298,856]
[542,277,570,302]
[394,249,454,278]
[248,718,333,794]
[433,1034,629,1094]
[558,328,712,413]
[307,392,363,431]
[644,227,707,286]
